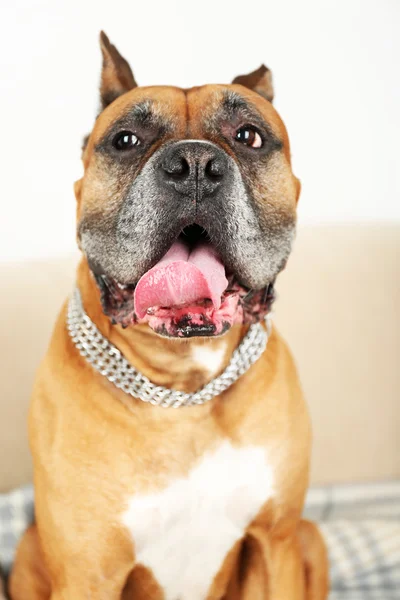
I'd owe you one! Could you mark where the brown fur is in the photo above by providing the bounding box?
[9,35,328,599]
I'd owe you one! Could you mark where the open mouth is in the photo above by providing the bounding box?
[94,224,275,338]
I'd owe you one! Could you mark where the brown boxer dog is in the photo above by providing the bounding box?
[9,32,329,600]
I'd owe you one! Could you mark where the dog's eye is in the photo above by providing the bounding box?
[113,131,140,151]
[235,127,263,148]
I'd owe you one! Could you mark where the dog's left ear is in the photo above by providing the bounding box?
[232,65,274,103]
[99,31,137,110]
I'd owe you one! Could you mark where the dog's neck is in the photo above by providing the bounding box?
[76,259,246,393]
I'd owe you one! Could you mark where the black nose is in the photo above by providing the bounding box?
[160,141,228,198]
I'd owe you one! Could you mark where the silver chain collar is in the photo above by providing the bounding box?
[67,287,272,409]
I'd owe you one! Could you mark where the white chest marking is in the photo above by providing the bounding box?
[122,442,275,600]
[191,342,226,378]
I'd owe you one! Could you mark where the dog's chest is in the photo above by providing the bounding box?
[122,442,275,600]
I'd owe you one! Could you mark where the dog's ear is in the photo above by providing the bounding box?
[232,65,274,103]
[99,31,137,110]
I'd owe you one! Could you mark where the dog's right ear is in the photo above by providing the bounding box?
[99,31,137,110]
[232,65,274,103]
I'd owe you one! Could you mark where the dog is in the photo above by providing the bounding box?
[8,32,329,600]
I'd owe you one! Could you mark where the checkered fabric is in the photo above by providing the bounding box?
[304,481,400,600]
[0,485,34,575]
[1,481,400,599]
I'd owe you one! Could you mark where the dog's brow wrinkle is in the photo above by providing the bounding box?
[221,91,267,129]
[115,99,170,131]
[128,100,176,133]
[219,90,266,128]
[130,100,153,123]
[222,90,249,113]
[184,89,190,137]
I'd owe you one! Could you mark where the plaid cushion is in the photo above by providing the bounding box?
[1,482,400,599]
[0,486,34,574]
[304,482,400,600]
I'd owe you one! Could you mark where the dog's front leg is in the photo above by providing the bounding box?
[10,522,134,600]
[43,524,134,600]
[267,520,329,600]
[297,519,329,600]
[12,488,135,600]
[262,520,329,600]
[10,519,135,600]
[223,519,328,600]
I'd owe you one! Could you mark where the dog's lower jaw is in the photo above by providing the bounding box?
[93,271,275,338]
[93,272,137,328]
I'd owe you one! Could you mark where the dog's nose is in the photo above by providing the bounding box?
[160,141,228,198]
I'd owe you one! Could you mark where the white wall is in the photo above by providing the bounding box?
[0,0,399,262]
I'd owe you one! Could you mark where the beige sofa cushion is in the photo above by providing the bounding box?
[0,225,399,492]
[276,224,400,484]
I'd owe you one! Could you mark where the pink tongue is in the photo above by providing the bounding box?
[134,240,228,319]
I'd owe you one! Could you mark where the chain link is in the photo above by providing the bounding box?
[67,288,271,408]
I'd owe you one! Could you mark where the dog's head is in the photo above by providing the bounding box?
[76,32,300,338]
